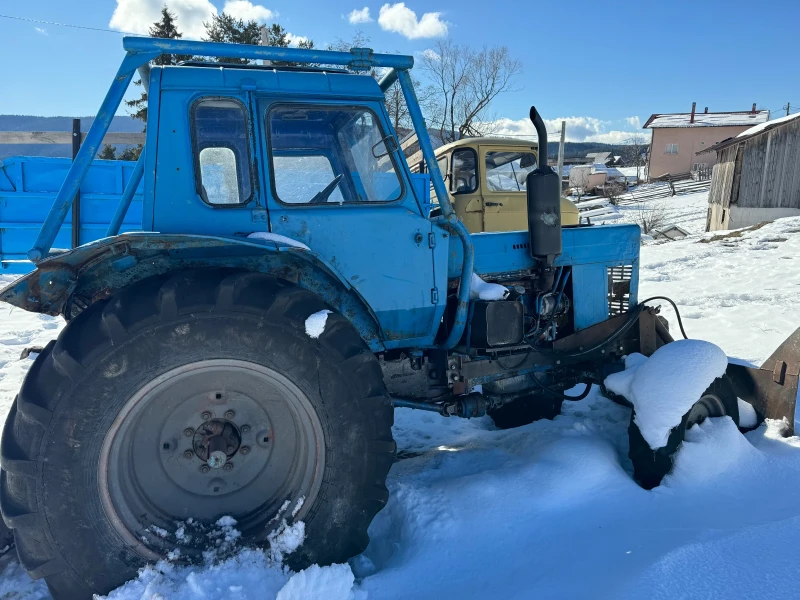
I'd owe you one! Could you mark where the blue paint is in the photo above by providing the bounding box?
[1,35,644,357]
[107,153,145,237]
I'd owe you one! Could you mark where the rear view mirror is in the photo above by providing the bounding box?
[372,135,399,159]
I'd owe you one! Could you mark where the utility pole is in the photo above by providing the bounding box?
[557,120,566,184]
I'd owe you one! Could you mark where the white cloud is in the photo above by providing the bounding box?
[34,27,48,36]
[109,0,218,40]
[286,33,309,47]
[625,116,641,128]
[419,48,440,62]
[348,7,373,24]
[109,0,277,39]
[488,115,651,144]
[378,3,448,39]
[222,0,275,23]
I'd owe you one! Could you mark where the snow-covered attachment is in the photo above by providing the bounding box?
[726,328,800,434]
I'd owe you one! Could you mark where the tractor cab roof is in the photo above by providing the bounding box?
[158,61,385,99]
[177,60,351,75]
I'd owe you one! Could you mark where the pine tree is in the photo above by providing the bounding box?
[203,14,261,64]
[98,144,117,160]
[125,6,190,124]
[118,145,143,162]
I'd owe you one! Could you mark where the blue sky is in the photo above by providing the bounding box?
[1,0,799,143]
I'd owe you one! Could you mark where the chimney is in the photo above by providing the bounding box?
[752,103,757,114]
[704,107,708,113]
[690,102,696,124]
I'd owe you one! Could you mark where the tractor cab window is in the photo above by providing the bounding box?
[192,98,252,205]
[485,151,538,192]
[451,148,477,194]
[268,105,403,204]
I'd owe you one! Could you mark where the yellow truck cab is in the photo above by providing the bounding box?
[409,137,580,233]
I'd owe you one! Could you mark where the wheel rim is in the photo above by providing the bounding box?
[686,392,726,430]
[99,359,325,560]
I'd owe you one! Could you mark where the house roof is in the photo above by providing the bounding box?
[697,112,800,155]
[585,151,611,163]
[643,110,769,129]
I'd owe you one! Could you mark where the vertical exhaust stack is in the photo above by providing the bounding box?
[690,102,696,123]
[527,106,562,272]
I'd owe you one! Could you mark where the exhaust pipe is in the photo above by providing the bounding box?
[527,106,562,267]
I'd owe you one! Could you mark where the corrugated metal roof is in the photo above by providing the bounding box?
[643,110,769,129]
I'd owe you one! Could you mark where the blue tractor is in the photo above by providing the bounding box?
[1,38,798,599]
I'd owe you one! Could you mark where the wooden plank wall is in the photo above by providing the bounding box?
[737,118,800,209]
[707,145,737,206]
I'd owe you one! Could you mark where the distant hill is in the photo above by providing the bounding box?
[0,115,142,160]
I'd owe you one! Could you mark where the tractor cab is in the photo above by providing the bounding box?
[408,137,580,233]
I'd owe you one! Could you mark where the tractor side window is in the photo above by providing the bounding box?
[273,155,344,204]
[485,151,538,192]
[268,105,403,204]
[193,98,252,205]
[451,149,477,194]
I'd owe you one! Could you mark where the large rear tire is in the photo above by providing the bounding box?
[0,269,395,599]
[628,375,739,489]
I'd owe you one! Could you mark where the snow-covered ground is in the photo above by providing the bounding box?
[3,193,800,599]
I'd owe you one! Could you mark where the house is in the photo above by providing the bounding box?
[701,112,800,231]
[643,103,769,180]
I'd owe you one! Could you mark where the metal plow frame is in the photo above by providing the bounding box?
[727,328,800,434]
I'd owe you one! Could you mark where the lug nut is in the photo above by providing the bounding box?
[227,446,234,453]
[183,450,193,459]
[183,428,194,437]
[241,425,251,433]
[240,446,250,455]
[201,411,212,420]
[200,465,210,474]
[224,410,235,419]
[223,463,233,471]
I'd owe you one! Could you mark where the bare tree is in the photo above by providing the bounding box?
[326,32,432,131]
[421,40,522,144]
[633,200,667,235]
[624,133,649,182]
[569,166,592,201]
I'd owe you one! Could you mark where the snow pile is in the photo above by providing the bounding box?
[469,273,509,301]
[276,564,356,600]
[102,517,356,600]
[305,309,332,339]
[604,340,728,449]
[247,232,310,251]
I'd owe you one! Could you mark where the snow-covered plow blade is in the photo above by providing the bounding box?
[726,328,800,434]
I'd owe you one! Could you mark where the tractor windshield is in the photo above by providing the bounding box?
[268,105,403,204]
[485,151,538,192]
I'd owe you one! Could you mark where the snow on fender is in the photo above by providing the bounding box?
[604,340,729,450]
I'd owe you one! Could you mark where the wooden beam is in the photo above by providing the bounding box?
[0,132,145,145]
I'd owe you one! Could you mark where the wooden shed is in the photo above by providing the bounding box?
[701,112,800,231]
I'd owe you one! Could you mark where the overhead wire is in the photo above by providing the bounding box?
[0,13,139,35]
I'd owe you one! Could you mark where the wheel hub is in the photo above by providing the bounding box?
[192,419,241,467]
[99,359,325,560]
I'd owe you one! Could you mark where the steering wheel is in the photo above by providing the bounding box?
[308,174,344,204]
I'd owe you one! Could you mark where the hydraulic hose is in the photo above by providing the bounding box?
[640,295,689,339]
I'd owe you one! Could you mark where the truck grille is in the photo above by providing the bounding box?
[607,265,632,316]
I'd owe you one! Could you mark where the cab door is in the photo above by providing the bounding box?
[258,99,441,346]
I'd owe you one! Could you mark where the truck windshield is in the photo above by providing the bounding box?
[485,151,537,192]
[268,105,403,204]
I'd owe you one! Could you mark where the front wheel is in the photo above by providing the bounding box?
[0,270,395,599]
[628,376,739,489]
